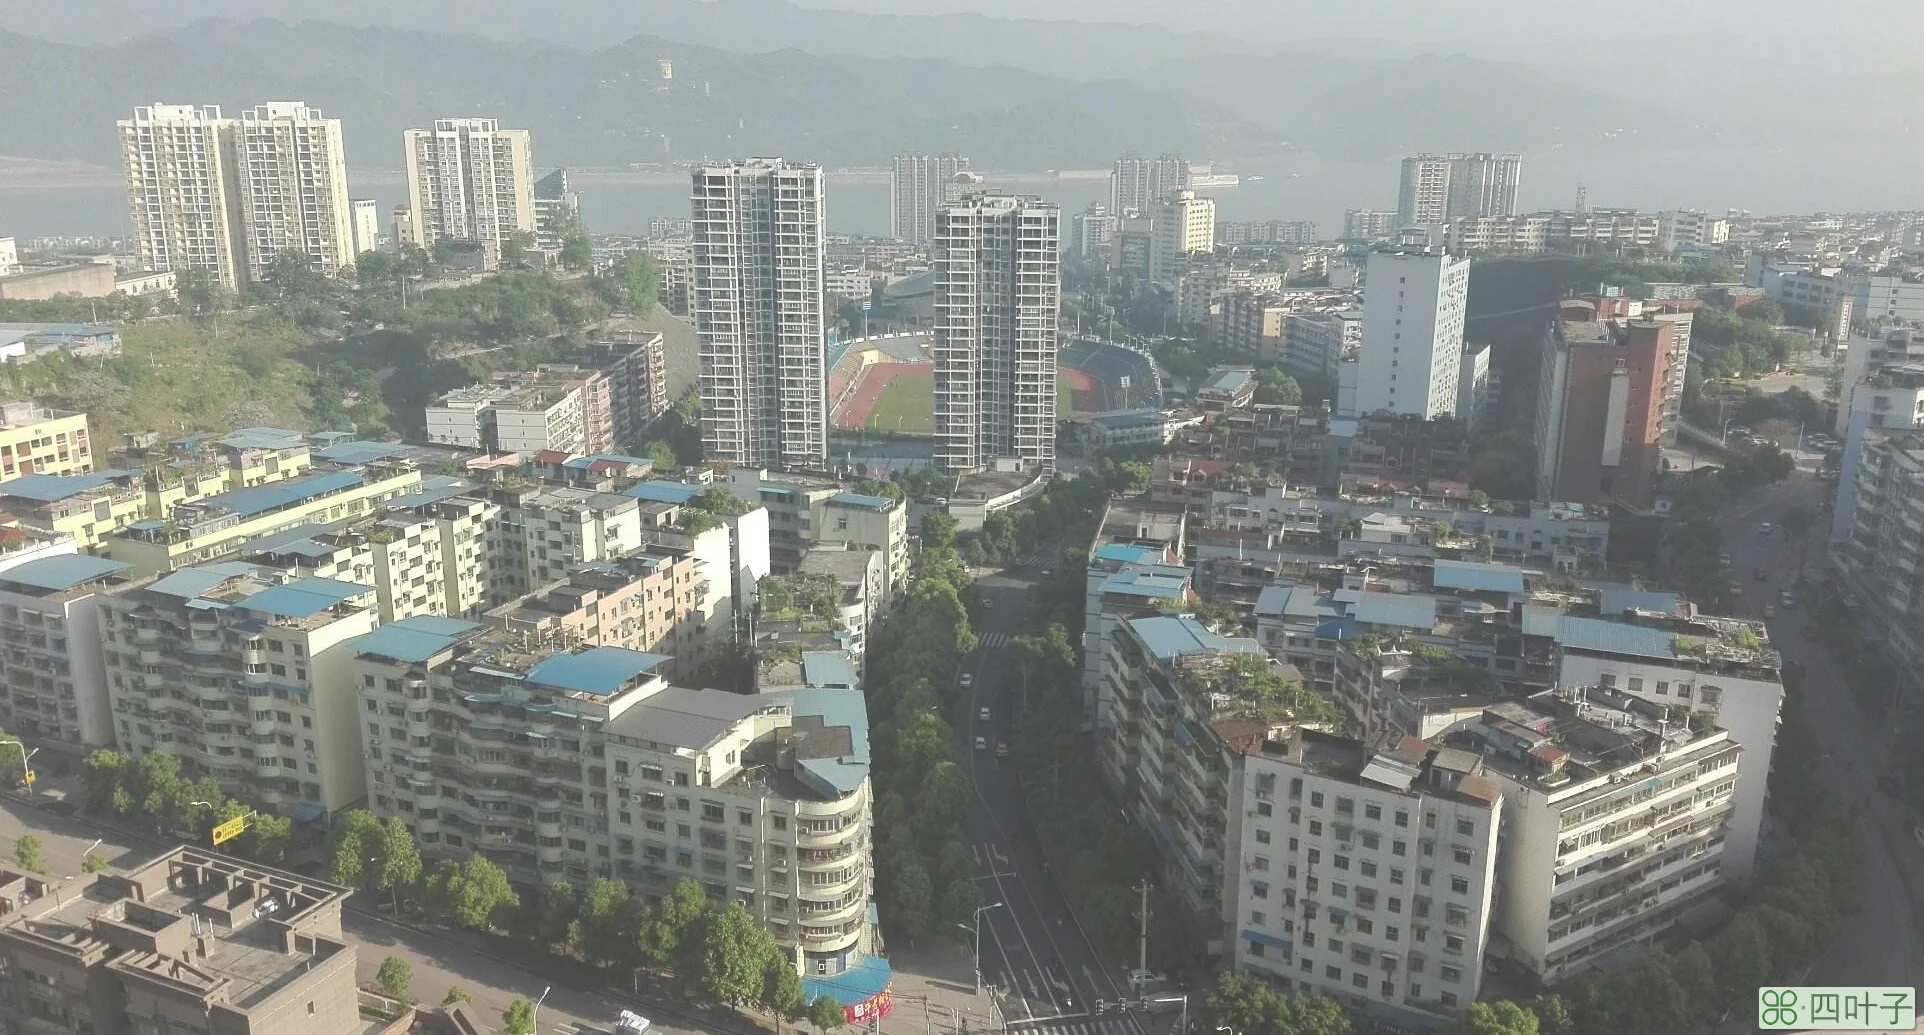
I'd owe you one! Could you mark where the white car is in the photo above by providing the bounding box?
[974,736,988,752]
[978,707,991,723]
[959,673,974,689]
[1758,521,1774,535]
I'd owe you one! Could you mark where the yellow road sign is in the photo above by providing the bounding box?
[21,770,33,787]
[211,815,248,846]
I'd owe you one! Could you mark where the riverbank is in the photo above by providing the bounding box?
[0,155,1114,191]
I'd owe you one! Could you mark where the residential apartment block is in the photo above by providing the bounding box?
[1462,689,1740,982]
[1283,310,1364,387]
[1396,153,1522,228]
[692,159,829,470]
[726,469,907,603]
[100,565,381,818]
[1835,430,1924,690]
[1533,302,1678,512]
[483,549,714,681]
[1151,190,1216,284]
[1355,250,1470,420]
[0,555,131,750]
[240,512,449,625]
[403,118,537,252]
[118,104,247,291]
[890,152,969,246]
[426,382,586,455]
[349,629,877,976]
[0,848,362,1035]
[231,102,355,282]
[1231,730,1503,1026]
[931,193,1061,474]
[0,402,92,480]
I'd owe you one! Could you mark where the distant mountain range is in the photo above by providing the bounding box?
[0,0,1267,80]
[0,19,1273,170]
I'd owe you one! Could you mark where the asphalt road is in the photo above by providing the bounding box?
[1716,475,1924,994]
[958,570,1146,1035]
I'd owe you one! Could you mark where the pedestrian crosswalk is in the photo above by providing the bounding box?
[979,632,1010,649]
[1007,1015,1180,1035]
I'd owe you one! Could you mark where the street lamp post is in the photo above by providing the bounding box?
[0,741,38,797]
[958,902,1005,996]
[532,985,550,1035]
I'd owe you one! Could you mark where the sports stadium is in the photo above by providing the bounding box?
[829,334,1161,432]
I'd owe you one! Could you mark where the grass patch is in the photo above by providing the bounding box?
[864,371,934,434]
[0,315,362,446]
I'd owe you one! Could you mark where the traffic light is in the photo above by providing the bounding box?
[1096,1000,1106,1014]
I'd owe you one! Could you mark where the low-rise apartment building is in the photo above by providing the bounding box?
[1082,500,1187,715]
[0,523,76,578]
[0,402,92,480]
[1211,293,1289,359]
[797,547,885,661]
[1098,613,1305,944]
[484,548,712,680]
[0,470,150,550]
[100,564,379,819]
[426,383,586,454]
[240,512,447,624]
[103,461,425,576]
[1456,688,1740,982]
[0,848,361,1035]
[488,484,645,596]
[726,470,906,604]
[1284,310,1363,387]
[384,476,504,617]
[0,555,131,750]
[1231,729,1503,1026]
[349,629,878,976]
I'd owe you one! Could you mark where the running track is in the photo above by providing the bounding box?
[833,361,931,428]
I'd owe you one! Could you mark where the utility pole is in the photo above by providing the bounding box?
[1136,879,1151,976]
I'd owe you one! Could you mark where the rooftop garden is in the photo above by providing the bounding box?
[1184,652,1340,725]
[758,572,844,624]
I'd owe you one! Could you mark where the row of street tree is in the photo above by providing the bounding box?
[81,749,293,864]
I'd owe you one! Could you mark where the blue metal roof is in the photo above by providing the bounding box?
[801,954,892,1012]
[1128,613,1264,661]
[0,555,130,592]
[1243,928,1294,952]
[1520,605,1564,638]
[1100,566,1190,599]
[238,521,347,559]
[621,480,703,504]
[313,440,406,464]
[828,491,893,510]
[385,476,475,510]
[1352,592,1437,631]
[353,616,485,663]
[1432,559,1528,595]
[217,427,306,451]
[0,469,137,503]
[1088,409,1167,429]
[196,469,364,518]
[765,687,870,795]
[1254,584,1294,617]
[1094,542,1161,565]
[241,577,371,618]
[800,651,860,690]
[525,647,672,695]
[1556,615,1677,660]
[146,562,262,599]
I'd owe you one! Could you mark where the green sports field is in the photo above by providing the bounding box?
[864,371,935,433]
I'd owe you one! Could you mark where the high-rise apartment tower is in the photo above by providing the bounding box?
[932,194,1060,473]
[890,151,969,246]
[692,159,829,470]
[403,118,537,251]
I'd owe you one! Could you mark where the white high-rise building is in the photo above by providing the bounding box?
[1072,203,1119,260]
[233,102,355,282]
[118,104,246,291]
[1111,151,1153,215]
[1397,153,1522,229]
[890,151,968,246]
[932,194,1060,474]
[692,159,829,470]
[403,118,537,251]
[1354,250,1471,419]
[1150,189,1215,283]
[350,198,382,257]
[119,101,353,289]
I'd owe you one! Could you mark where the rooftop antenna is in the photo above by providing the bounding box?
[1574,183,1589,216]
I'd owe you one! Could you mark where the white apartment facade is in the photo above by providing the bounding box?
[932,193,1060,474]
[492,486,645,596]
[1354,250,1470,419]
[1150,189,1215,284]
[1397,153,1522,229]
[101,565,380,818]
[350,629,878,975]
[1829,361,1924,547]
[1465,690,1740,982]
[1553,615,1781,883]
[1283,310,1364,386]
[1232,730,1503,1025]
[403,119,537,250]
[692,160,829,470]
[889,152,968,246]
[233,103,355,282]
[351,198,382,256]
[1834,430,1924,690]
[118,104,246,291]
[1072,203,1119,260]
[0,555,130,750]
[243,513,450,626]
